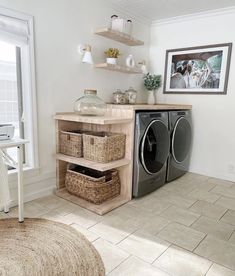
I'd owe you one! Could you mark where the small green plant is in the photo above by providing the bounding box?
[143,73,162,91]
[104,48,121,58]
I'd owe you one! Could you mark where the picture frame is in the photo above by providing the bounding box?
[163,43,232,94]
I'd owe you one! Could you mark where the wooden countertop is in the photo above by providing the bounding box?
[54,113,133,124]
[55,103,192,124]
[107,103,192,110]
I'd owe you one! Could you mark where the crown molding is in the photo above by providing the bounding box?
[106,2,151,26]
[152,6,235,27]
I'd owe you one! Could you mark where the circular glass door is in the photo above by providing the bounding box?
[172,117,192,163]
[140,119,170,175]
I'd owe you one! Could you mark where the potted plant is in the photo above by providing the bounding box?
[104,48,121,65]
[143,73,162,104]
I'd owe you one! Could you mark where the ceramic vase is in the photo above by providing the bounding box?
[147,90,155,105]
[106,58,117,65]
[126,54,135,68]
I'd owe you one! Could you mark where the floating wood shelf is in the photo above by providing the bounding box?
[55,112,132,125]
[94,63,142,74]
[95,28,144,46]
[56,154,131,172]
[56,189,129,215]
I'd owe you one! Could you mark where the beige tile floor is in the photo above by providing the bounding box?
[1,172,235,276]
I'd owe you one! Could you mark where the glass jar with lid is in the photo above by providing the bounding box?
[74,89,106,116]
[125,87,137,104]
[112,89,126,104]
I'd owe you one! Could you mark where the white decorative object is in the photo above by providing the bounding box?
[106,58,117,65]
[125,20,133,35]
[138,60,148,74]
[126,55,135,68]
[111,17,125,32]
[147,90,155,105]
[78,44,94,64]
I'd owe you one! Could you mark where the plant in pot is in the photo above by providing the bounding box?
[104,48,121,65]
[143,73,162,105]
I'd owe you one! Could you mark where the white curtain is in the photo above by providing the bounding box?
[0,14,29,46]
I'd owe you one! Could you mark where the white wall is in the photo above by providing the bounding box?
[0,0,150,205]
[150,10,235,181]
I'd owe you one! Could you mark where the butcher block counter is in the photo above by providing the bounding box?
[107,103,192,111]
[55,103,192,215]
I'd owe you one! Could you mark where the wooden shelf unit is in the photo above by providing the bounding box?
[56,189,129,216]
[94,63,142,74]
[95,28,144,46]
[56,154,130,172]
[55,111,135,215]
[55,112,132,124]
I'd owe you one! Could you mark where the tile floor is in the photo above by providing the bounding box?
[1,172,235,275]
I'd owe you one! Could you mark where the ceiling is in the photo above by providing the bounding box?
[108,0,235,23]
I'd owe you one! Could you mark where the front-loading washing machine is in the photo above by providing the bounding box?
[133,111,170,198]
[167,110,192,182]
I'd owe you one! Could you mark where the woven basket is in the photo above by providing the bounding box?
[65,165,121,204]
[83,132,126,163]
[59,131,82,158]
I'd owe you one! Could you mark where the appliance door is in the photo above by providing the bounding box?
[171,117,192,163]
[140,119,170,175]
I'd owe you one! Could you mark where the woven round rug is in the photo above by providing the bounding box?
[0,218,105,276]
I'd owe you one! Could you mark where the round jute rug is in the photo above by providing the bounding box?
[0,218,105,276]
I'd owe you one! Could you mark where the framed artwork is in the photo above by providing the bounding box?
[163,43,232,94]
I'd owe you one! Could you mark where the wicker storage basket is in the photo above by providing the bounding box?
[59,131,82,158]
[65,165,121,204]
[83,132,126,163]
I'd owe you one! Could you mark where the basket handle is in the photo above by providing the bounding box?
[105,174,112,182]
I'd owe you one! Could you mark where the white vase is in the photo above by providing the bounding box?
[106,58,117,65]
[147,90,155,105]
[126,54,135,68]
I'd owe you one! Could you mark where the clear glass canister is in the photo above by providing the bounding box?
[112,89,126,104]
[74,89,106,116]
[125,87,137,104]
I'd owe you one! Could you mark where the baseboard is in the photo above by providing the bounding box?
[189,168,235,182]
[0,171,56,211]
[9,184,55,208]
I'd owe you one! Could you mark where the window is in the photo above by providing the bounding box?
[0,7,38,170]
[0,42,24,162]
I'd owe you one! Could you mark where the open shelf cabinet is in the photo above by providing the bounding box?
[55,111,135,215]
[95,28,144,46]
[56,153,130,172]
[55,189,129,216]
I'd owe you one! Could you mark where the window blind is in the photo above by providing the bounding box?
[0,14,29,46]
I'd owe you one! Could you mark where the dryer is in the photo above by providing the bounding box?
[167,110,192,182]
[133,111,170,198]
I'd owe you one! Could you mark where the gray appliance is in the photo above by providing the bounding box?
[133,111,170,197]
[167,110,192,182]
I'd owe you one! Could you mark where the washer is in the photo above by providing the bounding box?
[167,110,192,182]
[133,111,170,198]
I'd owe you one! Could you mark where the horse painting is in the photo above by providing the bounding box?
[164,43,232,94]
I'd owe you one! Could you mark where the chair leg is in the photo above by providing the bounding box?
[4,204,9,213]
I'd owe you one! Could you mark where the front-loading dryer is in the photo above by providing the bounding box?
[167,110,192,182]
[133,111,170,198]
